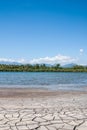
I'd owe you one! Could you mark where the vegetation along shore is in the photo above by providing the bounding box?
[0,64,87,72]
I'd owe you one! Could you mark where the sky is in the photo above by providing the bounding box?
[0,0,87,65]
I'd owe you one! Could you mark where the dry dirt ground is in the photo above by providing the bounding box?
[0,88,87,130]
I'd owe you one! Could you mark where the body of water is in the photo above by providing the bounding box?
[0,72,87,91]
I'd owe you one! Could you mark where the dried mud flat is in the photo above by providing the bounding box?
[0,88,87,130]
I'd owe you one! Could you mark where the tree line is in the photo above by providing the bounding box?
[0,64,87,72]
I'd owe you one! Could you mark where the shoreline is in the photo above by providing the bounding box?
[0,87,87,98]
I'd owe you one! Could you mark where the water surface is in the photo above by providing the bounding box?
[0,72,87,91]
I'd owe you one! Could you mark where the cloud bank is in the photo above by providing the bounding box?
[0,58,26,64]
[29,55,76,64]
[0,55,76,65]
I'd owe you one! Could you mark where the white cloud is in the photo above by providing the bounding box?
[80,48,84,55]
[0,58,15,62]
[0,55,77,65]
[17,58,26,63]
[0,58,26,64]
[29,54,76,65]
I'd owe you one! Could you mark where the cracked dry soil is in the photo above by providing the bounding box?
[0,90,87,130]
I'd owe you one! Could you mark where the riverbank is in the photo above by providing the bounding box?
[0,88,87,130]
[0,87,87,98]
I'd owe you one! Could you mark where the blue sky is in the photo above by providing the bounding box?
[0,0,87,65]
